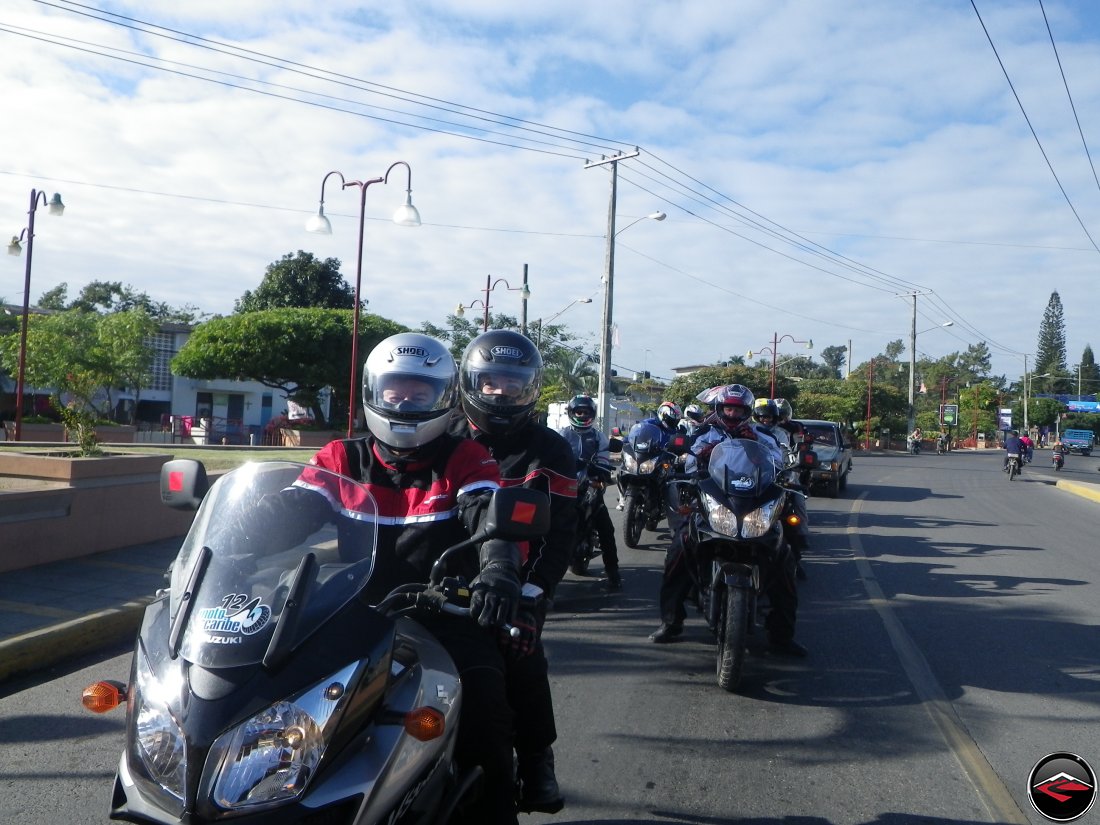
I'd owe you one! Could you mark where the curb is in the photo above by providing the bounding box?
[0,598,151,683]
[1055,479,1100,505]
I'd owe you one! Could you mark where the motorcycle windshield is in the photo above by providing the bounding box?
[627,422,665,457]
[708,438,778,498]
[169,462,379,669]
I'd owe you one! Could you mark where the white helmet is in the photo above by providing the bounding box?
[362,333,458,451]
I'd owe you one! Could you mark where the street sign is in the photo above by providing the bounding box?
[940,404,958,425]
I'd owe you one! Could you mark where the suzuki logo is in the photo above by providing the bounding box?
[490,345,524,359]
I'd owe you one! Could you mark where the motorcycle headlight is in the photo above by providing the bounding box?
[131,645,188,813]
[638,457,658,474]
[740,499,779,538]
[622,453,638,473]
[702,491,738,537]
[209,663,358,811]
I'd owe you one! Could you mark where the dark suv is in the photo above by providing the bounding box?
[797,420,853,497]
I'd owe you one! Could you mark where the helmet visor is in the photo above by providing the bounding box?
[367,372,454,415]
[463,365,540,408]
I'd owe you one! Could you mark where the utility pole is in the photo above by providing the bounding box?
[586,148,640,435]
[907,293,917,437]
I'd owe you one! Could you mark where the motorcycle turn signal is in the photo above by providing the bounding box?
[82,680,128,713]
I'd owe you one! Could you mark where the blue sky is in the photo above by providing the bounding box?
[3,0,1100,389]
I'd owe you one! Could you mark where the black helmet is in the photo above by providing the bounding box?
[459,330,543,435]
[567,395,597,429]
[363,333,458,451]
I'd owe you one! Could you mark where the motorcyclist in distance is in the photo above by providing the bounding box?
[681,403,705,435]
[615,401,682,511]
[558,395,622,591]
[247,332,522,825]
[1003,429,1025,472]
[1019,433,1034,463]
[452,329,575,814]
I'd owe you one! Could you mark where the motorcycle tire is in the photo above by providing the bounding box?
[1008,463,1018,481]
[717,586,749,692]
[624,493,645,549]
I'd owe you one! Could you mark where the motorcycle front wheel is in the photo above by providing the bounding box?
[570,536,594,576]
[624,493,645,548]
[717,586,749,692]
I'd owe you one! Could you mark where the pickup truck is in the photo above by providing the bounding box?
[1061,428,1094,456]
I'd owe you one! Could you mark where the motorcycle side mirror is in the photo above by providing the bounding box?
[608,436,623,454]
[160,458,209,510]
[479,486,551,542]
[667,434,690,455]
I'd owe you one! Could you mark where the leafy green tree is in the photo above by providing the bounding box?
[1077,345,1100,399]
[36,280,203,323]
[172,308,405,425]
[1036,291,1067,377]
[819,344,848,378]
[235,251,354,313]
[0,308,157,422]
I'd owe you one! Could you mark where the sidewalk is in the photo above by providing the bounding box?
[2,474,1100,684]
[0,536,180,682]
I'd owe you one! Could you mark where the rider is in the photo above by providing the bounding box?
[650,385,806,657]
[753,398,810,581]
[248,333,521,825]
[558,395,622,591]
[452,329,575,814]
[681,403,705,435]
[1003,429,1025,472]
[1019,432,1034,463]
[909,426,923,453]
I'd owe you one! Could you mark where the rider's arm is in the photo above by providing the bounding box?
[523,433,579,596]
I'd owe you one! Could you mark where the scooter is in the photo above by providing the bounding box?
[1052,450,1065,471]
[81,459,548,825]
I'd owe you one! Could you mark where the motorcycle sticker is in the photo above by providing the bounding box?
[198,593,272,637]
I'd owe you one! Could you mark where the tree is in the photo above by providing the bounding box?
[172,308,406,425]
[819,344,848,378]
[235,251,354,313]
[1078,345,1100,399]
[0,308,157,421]
[1036,291,1067,377]
[36,280,203,323]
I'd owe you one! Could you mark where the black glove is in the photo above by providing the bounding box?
[733,424,757,440]
[499,595,547,659]
[470,560,521,628]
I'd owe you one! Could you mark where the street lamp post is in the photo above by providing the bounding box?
[747,333,813,398]
[306,161,421,439]
[905,319,954,435]
[456,274,532,332]
[7,188,65,441]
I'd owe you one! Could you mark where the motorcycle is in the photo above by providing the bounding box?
[616,422,675,548]
[569,459,606,576]
[1052,450,1065,471]
[936,435,948,455]
[81,459,548,825]
[1005,453,1021,480]
[907,435,922,455]
[672,438,798,692]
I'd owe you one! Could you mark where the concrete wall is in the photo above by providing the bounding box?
[0,453,196,573]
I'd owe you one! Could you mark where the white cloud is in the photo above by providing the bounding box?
[3,0,1100,391]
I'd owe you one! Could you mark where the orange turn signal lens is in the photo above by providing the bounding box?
[404,707,446,741]
[785,514,802,527]
[82,680,128,714]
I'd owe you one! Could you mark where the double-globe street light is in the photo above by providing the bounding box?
[6,189,65,442]
[595,208,665,435]
[456,272,531,332]
[306,161,421,439]
[746,333,813,399]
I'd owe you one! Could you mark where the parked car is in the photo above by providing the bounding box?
[797,419,853,498]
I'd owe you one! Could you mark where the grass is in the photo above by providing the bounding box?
[0,443,319,473]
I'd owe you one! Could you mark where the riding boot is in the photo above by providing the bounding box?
[517,747,564,813]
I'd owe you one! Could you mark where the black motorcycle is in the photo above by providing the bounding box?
[673,438,798,692]
[616,422,675,548]
[81,459,547,825]
[569,460,606,576]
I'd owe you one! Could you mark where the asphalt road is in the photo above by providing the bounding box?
[2,448,1098,824]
